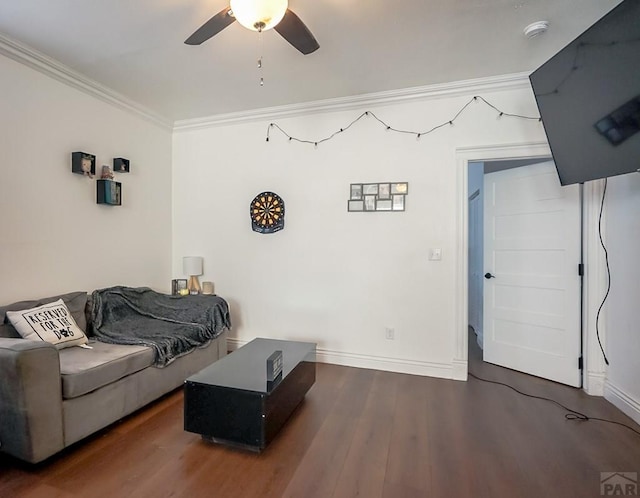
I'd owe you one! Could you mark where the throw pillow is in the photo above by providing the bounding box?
[6,299,88,349]
[0,291,88,338]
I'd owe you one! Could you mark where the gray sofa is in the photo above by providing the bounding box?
[0,291,228,464]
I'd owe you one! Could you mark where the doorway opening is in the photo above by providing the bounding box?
[455,143,584,388]
[467,157,548,351]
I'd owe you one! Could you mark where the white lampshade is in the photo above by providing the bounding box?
[183,256,203,276]
[230,0,288,31]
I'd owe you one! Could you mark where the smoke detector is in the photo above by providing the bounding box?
[524,21,549,38]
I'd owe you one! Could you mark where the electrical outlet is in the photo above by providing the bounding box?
[385,327,395,340]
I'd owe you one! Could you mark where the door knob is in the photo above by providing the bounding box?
[484,272,495,279]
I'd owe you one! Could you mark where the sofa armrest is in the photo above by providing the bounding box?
[0,338,65,463]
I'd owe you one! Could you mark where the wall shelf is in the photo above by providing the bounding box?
[96,179,122,205]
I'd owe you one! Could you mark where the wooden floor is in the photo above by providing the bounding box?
[2,334,640,497]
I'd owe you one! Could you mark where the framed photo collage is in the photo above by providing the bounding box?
[348,182,408,212]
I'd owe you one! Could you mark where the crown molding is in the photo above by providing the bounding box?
[0,31,532,134]
[174,72,533,132]
[0,33,173,131]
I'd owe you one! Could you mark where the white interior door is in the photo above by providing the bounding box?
[483,160,582,387]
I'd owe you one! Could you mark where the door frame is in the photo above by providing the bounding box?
[453,142,607,394]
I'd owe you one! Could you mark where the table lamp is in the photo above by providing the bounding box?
[183,256,203,294]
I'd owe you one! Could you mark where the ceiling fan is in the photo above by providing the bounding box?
[185,0,319,55]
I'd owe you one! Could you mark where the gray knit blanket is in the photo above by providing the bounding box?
[90,286,231,367]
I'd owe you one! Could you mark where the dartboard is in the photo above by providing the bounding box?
[250,191,285,234]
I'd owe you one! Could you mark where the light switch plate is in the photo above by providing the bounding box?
[428,248,442,261]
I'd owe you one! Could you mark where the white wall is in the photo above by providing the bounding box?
[0,53,173,303]
[172,85,547,377]
[603,172,640,424]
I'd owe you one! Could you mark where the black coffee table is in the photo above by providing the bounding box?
[184,338,316,451]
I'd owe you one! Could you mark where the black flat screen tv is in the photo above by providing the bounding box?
[529,0,640,186]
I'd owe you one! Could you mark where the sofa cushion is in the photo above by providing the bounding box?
[59,340,154,399]
[0,291,88,338]
[6,299,88,349]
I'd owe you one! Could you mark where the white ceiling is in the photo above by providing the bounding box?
[0,0,620,122]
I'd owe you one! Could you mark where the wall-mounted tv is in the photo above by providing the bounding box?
[529,0,640,186]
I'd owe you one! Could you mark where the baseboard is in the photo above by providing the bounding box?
[227,338,458,380]
[451,360,468,381]
[584,371,605,396]
[604,381,640,426]
[317,349,456,379]
[227,337,245,352]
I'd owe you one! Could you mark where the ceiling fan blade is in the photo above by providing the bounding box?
[185,7,235,45]
[274,9,319,55]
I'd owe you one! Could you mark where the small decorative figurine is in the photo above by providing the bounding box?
[72,151,96,178]
[114,158,130,173]
[81,156,94,177]
[101,165,115,180]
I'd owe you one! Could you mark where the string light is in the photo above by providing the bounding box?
[265,95,541,147]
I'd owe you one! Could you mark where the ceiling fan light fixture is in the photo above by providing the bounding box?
[230,0,288,32]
